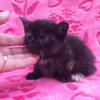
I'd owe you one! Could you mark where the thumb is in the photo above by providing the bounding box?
[0,11,9,25]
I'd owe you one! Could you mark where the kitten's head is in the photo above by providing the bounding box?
[20,17,69,57]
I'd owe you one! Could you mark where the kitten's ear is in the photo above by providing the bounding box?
[19,16,31,32]
[57,22,69,35]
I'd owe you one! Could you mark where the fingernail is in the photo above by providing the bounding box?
[2,11,9,16]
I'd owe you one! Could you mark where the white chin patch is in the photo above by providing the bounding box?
[71,73,85,81]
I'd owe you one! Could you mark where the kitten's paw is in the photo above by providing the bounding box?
[26,72,42,80]
[71,73,85,81]
[26,73,35,80]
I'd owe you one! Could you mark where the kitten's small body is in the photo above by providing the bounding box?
[20,17,96,82]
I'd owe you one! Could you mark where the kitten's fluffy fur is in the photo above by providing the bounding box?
[20,17,96,82]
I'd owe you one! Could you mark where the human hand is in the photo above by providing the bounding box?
[0,11,37,73]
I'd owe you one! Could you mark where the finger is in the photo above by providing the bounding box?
[0,46,38,58]
[0,11,9,25]
[0,33,24,46]
[6,53,37,59]
[0,53,5,72]
[0,47,30,56]
[2,54,37,72]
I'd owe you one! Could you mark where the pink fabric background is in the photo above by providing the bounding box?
[0,0,100,100]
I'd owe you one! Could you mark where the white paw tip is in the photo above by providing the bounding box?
[71,73,85,81]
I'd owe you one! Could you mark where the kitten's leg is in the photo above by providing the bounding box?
[56,60,74,82]
[57,76,71,82]
[71,65,96,81]
[54,72,71,82]
[26,71,43,80]
[26,62,43,80]
[54,61,74,82]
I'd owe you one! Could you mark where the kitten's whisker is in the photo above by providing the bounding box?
[40,51,44,60]
[42,51,43,60]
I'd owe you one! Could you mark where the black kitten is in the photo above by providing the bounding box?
[20,17,96,82]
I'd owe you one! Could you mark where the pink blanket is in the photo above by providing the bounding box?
[0,0,100,100]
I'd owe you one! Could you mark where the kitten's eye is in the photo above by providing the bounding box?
[42,36,48,42]
[26,32,34,40]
